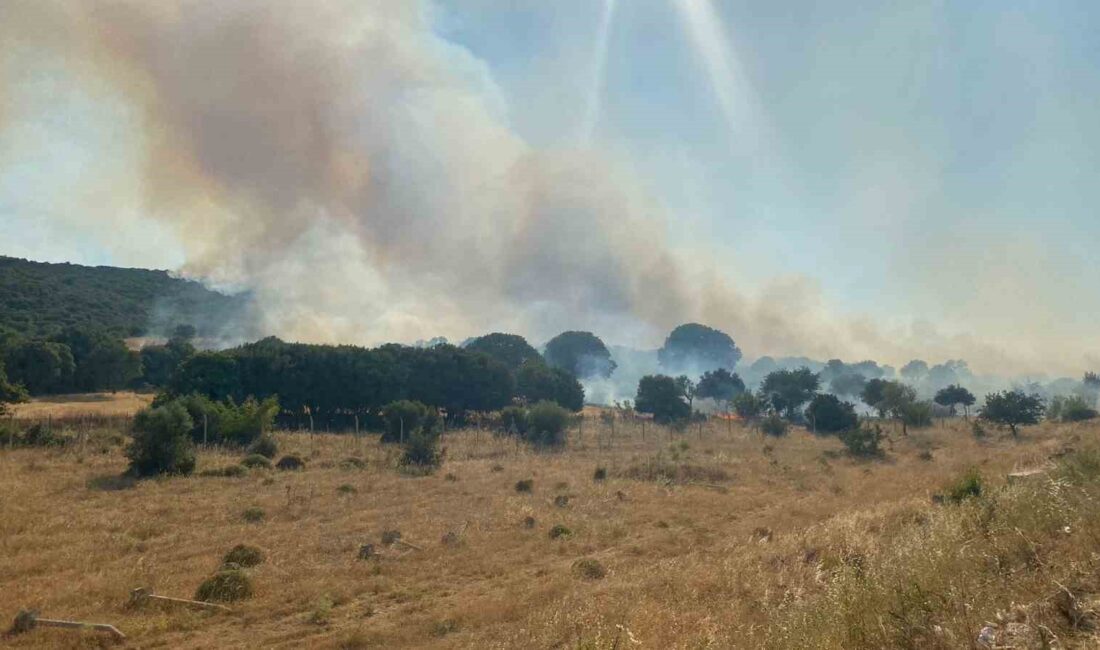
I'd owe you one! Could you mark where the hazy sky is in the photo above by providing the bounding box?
[1,1,1098,374]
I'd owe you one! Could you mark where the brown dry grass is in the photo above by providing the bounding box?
[11,392,154,420]
[1,415,1097,648]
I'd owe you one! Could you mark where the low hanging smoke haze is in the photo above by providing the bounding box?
[1,0,1097,381]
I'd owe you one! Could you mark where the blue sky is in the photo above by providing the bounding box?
[438,0,1100,321]
[1,0,1099,371]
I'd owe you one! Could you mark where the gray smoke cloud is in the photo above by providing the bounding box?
[0,0,1093,378]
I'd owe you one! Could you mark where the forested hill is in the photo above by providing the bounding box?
[0,256,247,339]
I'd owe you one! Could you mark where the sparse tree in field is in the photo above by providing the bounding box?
[933,384,976,419]
[676,375,697,411]
[127,401,196,477]
[634,375,690,424]
[695,368,745,409]
[804,393,859,434]
[733,392,764,421]
[515,361,584,411]
[879,381,921,435]
[543,331,616,379]
[760,367,819,420]
[657,323,742,374]
[861,378,890,417]
[1082,372,1100,405]
[979,390,1045,437]
[465,333,542,371]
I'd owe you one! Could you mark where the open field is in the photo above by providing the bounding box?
[10,392,154,420]
[4,415,1100,648]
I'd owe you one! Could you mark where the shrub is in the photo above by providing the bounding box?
[381,400,439,444]
[548,524,572,539]
[572,557,607,580]
[899,400,934,429]
[971,420,987,438]
[195,569,253,602]
[515,479,534,493]
[242,507,265,523]
[223,544,265,568]
[247,434,279,459]
[221,397,280,446]
[805,394,859,434]
[524,400,570,448]
[942,468,983,504]
[127,401,196,477]
[201,464,248,477]
[241,454,273,469]
[399,429,442,470]
[593,466,607,481]
[498,405,529,436]
[760,413,789,437]
[1059,395,1098,422]
[838,424,884,458]
[275,455,305,471]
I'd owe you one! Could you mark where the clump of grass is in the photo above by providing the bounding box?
[490,464,504,473]
[241,454,272,470]
[444,473,458,482]
[515,479,534,493]
[548,524,572,540]
[381,530,402,545]
[223,544,265,568]
[195,569,253,602]
[620,455,730,484]
[201,464,248,477]
[571,557,607,580]
[275,455,305,471]
[309,594,334,625]
[337,483,357,495]
[940,467,983,504]
[593,466,607,481]
[247,434,279,459]
[340,457,367,470]
[553,495,569,507]
[523,516,536,529]
[242,507,265,523]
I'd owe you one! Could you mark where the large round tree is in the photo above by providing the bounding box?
[543,331,616,379]
[465,333,541,371]
[658,323,741,374]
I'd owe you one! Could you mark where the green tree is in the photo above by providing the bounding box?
[634,375,690,424]
[733,392,764,421]
[170,352,241,400]
[899,359,929,382]
[760,367,820,419]
[465,333,542,371]
[676,375,697,411]
[861,378,890,417]
[979,390,1045,437]
[695,368,745,405]
[381,400,440,444]
[0,360,29,416]
[657,323,741,373]
[3,339,75,394]
[933,384,976,419]
[805,393,858,434]
[127,401,196,476]
[515,361,584,411]
[140,336,196,387]
[525,400,571,448]
[543,331,616,379]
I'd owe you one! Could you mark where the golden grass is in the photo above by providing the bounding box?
[11,392,154,420]
[1,416,1097,648]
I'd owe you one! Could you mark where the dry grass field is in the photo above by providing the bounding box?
[3,414,1100,648]
[10,392,154,420]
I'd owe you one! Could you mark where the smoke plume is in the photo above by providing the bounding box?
[0,0,1091,378]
